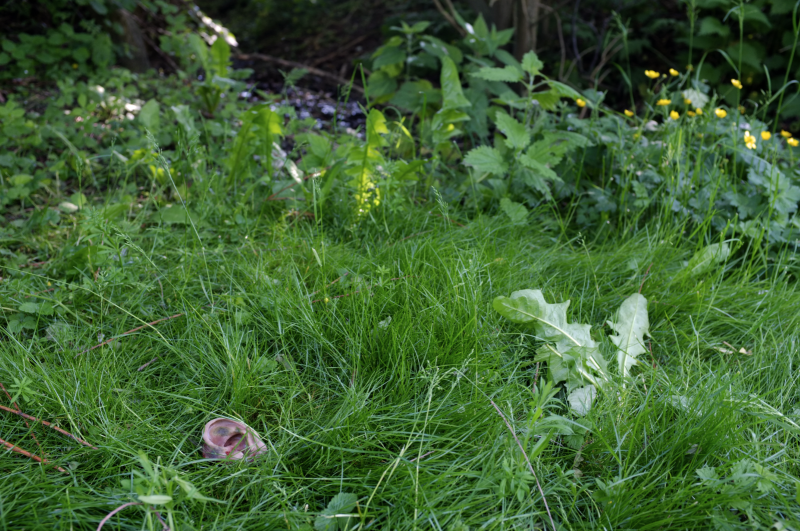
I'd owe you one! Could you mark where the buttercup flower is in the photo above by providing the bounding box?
[743,131,757,150]
[576,98,586,108]
[789,138,799,147]
[687,111,696,117]
[761,131,771,140]
[670,68,679,76]
[781,130,792,138]
[656,98,672,106]
[731,79,743,89]
[670,110,680,120]
[684,98,692,104]
[715,108,727,118]
[738,105,746,114]
[645,70,660,79]
[695,107,703,115]
[624,109,634,117]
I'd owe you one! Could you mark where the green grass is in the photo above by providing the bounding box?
[2,198,800,530]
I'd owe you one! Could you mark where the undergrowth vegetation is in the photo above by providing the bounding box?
[2,1,800,529]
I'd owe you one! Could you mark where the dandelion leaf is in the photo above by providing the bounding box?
[568,385,596,416]
[607,293,649,378]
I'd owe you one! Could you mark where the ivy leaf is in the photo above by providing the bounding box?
[684,243,730,277]
[463,146,507,176]
[607,294,649,378]
[471,65,523,83]
[494,112,530,151]
[440,56,471,110]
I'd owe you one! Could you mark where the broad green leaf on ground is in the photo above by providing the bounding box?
[440,56,471,110]
[684,242,730,277]
[499,198,529,223]
[471,65,523,83]
[568,385,596,416]
[607,293,649,378]
[494,111,530,151]
[172,104,197,136]
[463,146,507,176]
[159,205,197,225]
[314,492,358,531]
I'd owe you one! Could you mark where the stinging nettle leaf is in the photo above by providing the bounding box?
[471,65,523,83]
[494,111,530,151]
[463,145,507,176]
[521,51,543,76]
[607,293,649,378]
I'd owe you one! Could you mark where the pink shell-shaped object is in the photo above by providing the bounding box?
[202,418,267,460]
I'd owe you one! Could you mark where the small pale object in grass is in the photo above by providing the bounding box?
[670,68,679,76]
[576,98,586,108]
[670,110,679,120]
[202,418,267,460]
[738,105,746,114]
[687,111,696,117]
[645,70,660,79]
[731,79,742,89]
[715,108,727,118]
[656,98,671,106]
[761,131,771,140]
[781,130,792,138]
[624,109,634,117]
[789,138,799,147]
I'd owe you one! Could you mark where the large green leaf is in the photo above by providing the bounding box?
[494,112,530,151]
[607,294,649,378]
[499,198,529,223]
[471,65,523,83]
[521,51,543,77]
[440,56,471,110]
[463,145,507,176]
[314,492,358,531]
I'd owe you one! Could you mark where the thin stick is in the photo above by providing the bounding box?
[0,381,43,453]
[0,436,67,473]
[638,262,653,294]
[489,399,556,531]
[234,53,364,93]
[77,312,185,356]
[0,404,97,449]
[97,502,142,531]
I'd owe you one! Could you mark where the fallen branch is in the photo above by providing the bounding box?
[1,381,43,453]
[0,436,67,473]
[234,53,364,94]
[0,404,97,449]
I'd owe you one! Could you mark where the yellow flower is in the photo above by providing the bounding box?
[687,111,696,117]
[731,79,743,89]
[744,131,757,150]
[761,131,771,140]
[670,68,679,76]
[781,130,792,138]
[789,138,799,147]
[695,107,703,115]
[714,108,727,118]
[624,109,634,117]
[645,70,660,79]
[576,98,586,108]
[738,105,746,114]
[72,63,78,69]
[670,110,680,120]
[656,98,672,106]
[683,98,692,104]
[633,133,640,139]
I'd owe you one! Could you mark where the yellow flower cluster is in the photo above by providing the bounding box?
[715,108,727,118]
[743,131,757,150]
[783,129,798,146]
[670,110,680,120]
[645,70,660,79]
[624,109,634,117]
[731,79,743,90]
[656,98,672,106]
[669,68,679,76]
[576,98,586,108]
